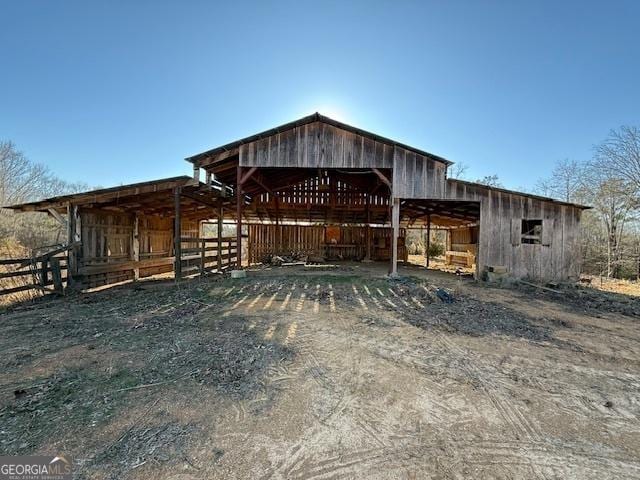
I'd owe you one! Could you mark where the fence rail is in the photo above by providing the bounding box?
[178,236,238,278]
[0,243,79,298]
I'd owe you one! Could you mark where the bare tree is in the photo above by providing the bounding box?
[580,169,638,278]
[448,162,469,179]
[475,174,503,188]
[596,126,640,193]
[0,141,50,205]
[0,140,91,250]
[535,158,584,202]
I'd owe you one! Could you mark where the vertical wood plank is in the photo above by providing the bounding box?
[391,198,400,276]
[174,187,182,282]
[217,199,223,272]
[236,166,243,269]
[132,214,140,281]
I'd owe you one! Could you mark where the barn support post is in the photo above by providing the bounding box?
[425,214,431,268]
[133,214,140,280]
[275,195,281,255]
[200,238,206,276]
[66,203,81,288]
[365,193,372,261]
[236,166,243,269]
[391,197,400,277]
[174,187,182,282]
[217,198,223,272]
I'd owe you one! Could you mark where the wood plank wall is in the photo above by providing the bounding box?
[248,224,407,264]
[78,210,202,288]
[239,121,449,200]
[239,122,395,169]
[450,226,478,256]
[392,147,447,198]
[446,180,582,280]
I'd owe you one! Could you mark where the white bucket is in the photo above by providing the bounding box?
[231,270,246,279]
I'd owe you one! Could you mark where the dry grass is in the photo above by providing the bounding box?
[0,238,42,306]
[583,275,640,298]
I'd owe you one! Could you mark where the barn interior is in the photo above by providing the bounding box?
[6,166,480,290]
[199,160,481,275]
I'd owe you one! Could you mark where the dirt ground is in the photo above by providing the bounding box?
[1,262,639,479]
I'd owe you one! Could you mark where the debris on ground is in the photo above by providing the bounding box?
[514,280,640,317]
[0,268,638,478]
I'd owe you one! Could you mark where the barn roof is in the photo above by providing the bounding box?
[3,176,237,220]
[4,176,195,212]
[447,179,591,210]
[185,112,454,167]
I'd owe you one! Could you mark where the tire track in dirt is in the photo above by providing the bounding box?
[266,437,640,480]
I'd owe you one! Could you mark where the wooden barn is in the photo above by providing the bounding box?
[4,113,588,292]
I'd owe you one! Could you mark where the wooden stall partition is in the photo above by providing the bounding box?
[445,226,478,267]
[178,236,237,275]
[77,209,207,288]
[248,224,324,263]
[248,224,407,264]
[138,216,174,278]
[79,210,135,287]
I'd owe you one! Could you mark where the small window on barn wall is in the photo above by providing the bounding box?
[521,219,543,244]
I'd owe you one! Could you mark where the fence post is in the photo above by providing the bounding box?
[200,238,206,276]
[174,187,182,282]
[50,257,63,294]
[40,260,48,287]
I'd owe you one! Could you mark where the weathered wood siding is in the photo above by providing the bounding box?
[392,147,447,198]
[248,224,407,264]
[239,121,447,198]
[239,121,395,169]
[446,180,582,280]
[78,210,200,287]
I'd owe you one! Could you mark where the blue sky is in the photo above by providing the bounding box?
[1,0,639,191]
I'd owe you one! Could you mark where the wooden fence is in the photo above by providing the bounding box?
[0,243,76,299]
[178,236,238,278]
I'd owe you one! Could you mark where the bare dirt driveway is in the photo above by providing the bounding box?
[1,264,639,479]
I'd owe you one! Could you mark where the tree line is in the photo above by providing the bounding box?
[536,126,640,279]
[0,141,89,250]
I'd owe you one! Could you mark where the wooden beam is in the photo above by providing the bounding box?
[218,198,223,272]
[372,168,391,188]
[47,208,68,228]
[275,195,281,254]
[133,214,140,280]
[250,172,275,195]
[174,187,182,282]
[66,203,81,288]
[239,166,258,186]
[197,148,239,168]
[236,167,243,269]
[391,198,400,277]
[426,214,431,268]
[180,190,220,210]
[365,194,371,261]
